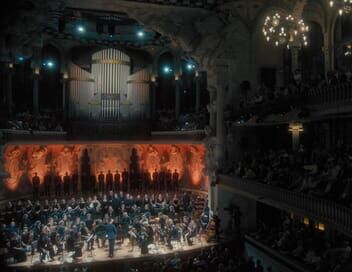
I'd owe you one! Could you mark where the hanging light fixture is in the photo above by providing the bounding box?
[262,12,309,49]
[329,0,352,16]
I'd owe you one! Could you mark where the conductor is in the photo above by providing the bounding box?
[105,218,117,257]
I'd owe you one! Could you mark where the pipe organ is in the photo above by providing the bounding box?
[92,48,130,120]
[68,62,95,119]
[127,68,151,119]
[68,48,150,121]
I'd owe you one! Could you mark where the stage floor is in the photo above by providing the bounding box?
[10,237,215,270]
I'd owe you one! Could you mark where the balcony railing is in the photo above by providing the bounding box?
[306,82,352,105]
[0,129,67,141]
[219,175,352,237]
[151,129,205,140]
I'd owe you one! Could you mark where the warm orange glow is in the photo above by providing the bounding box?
[303,217,309,225]
[3,143,206,194]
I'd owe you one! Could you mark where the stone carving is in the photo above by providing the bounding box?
[2,143,207,195]
[144,145,160,172]
[167,145,183,174]
[29,145,48,180]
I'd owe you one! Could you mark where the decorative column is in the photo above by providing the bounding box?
[175,75,181,118]
[208,61,229,213]
[150,75,157,120]
[207,87,216,132]
[291,46,300,72]
[195,71,201,112]
[33,69,40,116]
[5,63,14,116]
[32,47,41,116]
[289,122,304,151]
[323,31,333,77]
[213,61,229,170]
[62,72,68,121]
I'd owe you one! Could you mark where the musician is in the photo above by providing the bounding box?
[165,169,172,191]
[63,172,71,196]
[90,174,97,193]
[114,170,121,192]
[37,230,54,262]
[145,170,152,191]
[98,171,105,192]
[200,212,210,230]
[152,169,159,191]
[172,169,179,191]
[165,218,175,249]
[122,168,129,192]
[106,170,113,192]
[72,171,79,195]
[135,195,142,209]
[32,173,40,200]
[184,218,198,245]
[73,231,84,259]
[120,212,131,241]
[158,170,165,191]
[21,213,31,229]
[54,172,62,197]
[105,218,117,257]
[44,172,52,197]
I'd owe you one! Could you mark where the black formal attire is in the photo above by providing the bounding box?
[72,173,79,194]
[44,174,51,197]
[32,175,40,200]
[172,171,179,191]
[106,172,113,192]
[63,174,71,195]
[122,170,128,192]
[152,170,158,191]
[98,173,105,192]
[105,223,117,257]
[114,172,121,192]
[165,171,172,191]
[54,174,62,196]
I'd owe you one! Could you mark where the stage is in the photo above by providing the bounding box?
[9,237,215,270]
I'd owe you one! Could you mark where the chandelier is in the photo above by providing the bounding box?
[329,0,352,16]
[263,12,309,48]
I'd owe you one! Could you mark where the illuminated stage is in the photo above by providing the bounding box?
[10,237,215,270]
[3,142,207,196]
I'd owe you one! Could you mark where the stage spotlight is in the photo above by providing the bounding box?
[77,25,86,33]
[18,56,25,62]
[137,30,145,38]
[163,66,172,74]
[43,60,55,69]
[186,63,195,71]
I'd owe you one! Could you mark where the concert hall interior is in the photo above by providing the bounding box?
[1,1,352,272]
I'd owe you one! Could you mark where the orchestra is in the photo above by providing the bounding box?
[1,190,211,266]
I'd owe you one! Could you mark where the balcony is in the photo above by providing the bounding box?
[307,82,352,106]
[231,82,352,126]
[0,129,67,141]
[219,175,352,237]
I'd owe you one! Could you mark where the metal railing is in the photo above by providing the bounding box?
[220,175,352,237]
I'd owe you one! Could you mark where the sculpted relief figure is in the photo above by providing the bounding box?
[144,145,160,172]
[30,145,48,178]
[188,145,205,186]
[167,145,183,175]
[4,146,25,191]
[55,146,75,175]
